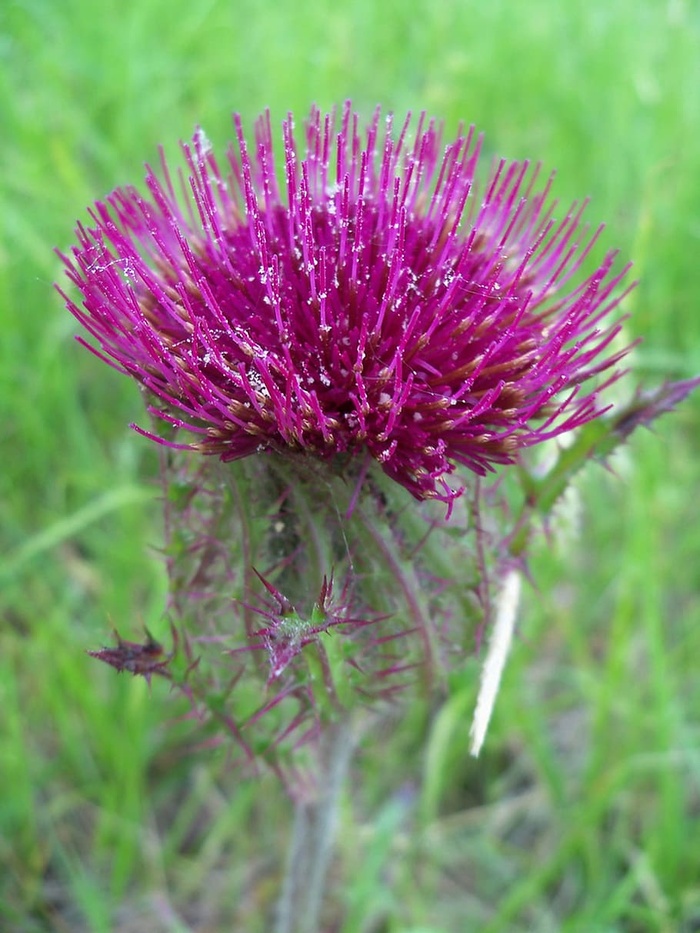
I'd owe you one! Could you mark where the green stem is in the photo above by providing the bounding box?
[274,715,357,933]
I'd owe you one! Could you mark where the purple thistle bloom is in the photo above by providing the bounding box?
[58,103,633,504]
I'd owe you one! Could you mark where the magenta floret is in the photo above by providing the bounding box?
[58,103,633,503]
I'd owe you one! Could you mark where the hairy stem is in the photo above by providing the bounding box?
[274,714,358,933]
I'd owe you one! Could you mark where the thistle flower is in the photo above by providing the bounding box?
[57,103,633,506]
[59,105,699,933]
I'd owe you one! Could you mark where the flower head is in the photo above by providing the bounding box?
[58,103,632,504]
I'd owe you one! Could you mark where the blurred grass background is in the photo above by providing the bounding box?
[1,0,699,930]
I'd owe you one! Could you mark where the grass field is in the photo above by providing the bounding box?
[2,0,700,930]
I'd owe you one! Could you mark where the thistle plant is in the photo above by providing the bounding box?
[57,102,698,932]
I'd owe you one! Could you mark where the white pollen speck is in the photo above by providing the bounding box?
[378,392,392,405]
[194,126,212,151]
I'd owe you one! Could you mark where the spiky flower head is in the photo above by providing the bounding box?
[58,103,632,505]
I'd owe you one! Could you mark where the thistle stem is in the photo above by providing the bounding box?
[275,715,357,933]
